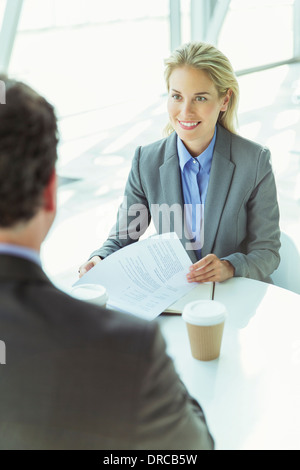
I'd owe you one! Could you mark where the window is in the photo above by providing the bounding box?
[0,0,7,31]
[9,0,170,120]
[218,0,295,71]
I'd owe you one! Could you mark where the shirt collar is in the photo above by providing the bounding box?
[177,126,217,174]
[0,243,41,266]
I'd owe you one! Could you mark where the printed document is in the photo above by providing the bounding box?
[73,233,200,320]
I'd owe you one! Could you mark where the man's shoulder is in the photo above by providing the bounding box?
[45,281,159,347]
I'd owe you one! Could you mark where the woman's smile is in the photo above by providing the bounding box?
[178,121,201,130]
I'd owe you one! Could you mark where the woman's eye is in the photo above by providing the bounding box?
[196,96,207,102]
[172,94,181,101]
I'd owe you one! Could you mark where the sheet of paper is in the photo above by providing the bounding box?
[163,283,213,314]
[73,233,196,320]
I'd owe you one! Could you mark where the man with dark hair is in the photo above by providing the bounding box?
[0,77,214,450]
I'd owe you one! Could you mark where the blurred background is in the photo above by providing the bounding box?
[0,0,299,290]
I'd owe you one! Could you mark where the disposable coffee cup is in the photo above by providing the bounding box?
[71,284,108,307]
[182,300,227,361]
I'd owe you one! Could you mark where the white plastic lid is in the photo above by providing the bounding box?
[182,300,227,326]
[71,284,108,305]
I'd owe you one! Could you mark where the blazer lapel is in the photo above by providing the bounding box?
[159,132,183,207]
[202,125,235,257]
[157,128,235,262]
[158,133,198,263]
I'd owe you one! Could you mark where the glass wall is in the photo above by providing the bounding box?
[9,0,170,123]
[0,0,7,30]
[6,0,298,129]
[219,0,295,71]
[175,0,296,72]
[7,0,171,177]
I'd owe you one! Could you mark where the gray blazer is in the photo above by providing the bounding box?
[0,254,213,450]
[92,124,280,281]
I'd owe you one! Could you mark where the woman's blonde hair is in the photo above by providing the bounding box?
[164,42,239,136]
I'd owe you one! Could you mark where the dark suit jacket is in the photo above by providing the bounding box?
[92,124,281,281]
[0,254,214,450]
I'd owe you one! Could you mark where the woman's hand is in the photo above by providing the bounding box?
[187,254,235,284]
[78,256,101,278]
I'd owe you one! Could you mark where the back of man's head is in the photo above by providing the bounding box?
[0,76,58,228]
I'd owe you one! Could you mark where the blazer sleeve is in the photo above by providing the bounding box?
[133,323,214,450]
[222,147,281,281]
[90,146,151,260]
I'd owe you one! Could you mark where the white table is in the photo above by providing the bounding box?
[157,277,300,450]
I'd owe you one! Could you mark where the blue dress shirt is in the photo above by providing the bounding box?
[177,126,217,260]
[0,243,41,266]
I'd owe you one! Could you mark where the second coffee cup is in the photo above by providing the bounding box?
[182,300,227,361]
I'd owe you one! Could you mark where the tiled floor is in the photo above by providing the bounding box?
[42,62,300,294]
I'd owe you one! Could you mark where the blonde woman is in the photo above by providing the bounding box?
[79,42,280,283]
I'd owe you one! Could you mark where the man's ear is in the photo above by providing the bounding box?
[43,169,57,212]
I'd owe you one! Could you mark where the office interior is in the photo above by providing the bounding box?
[0,0,299,294]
